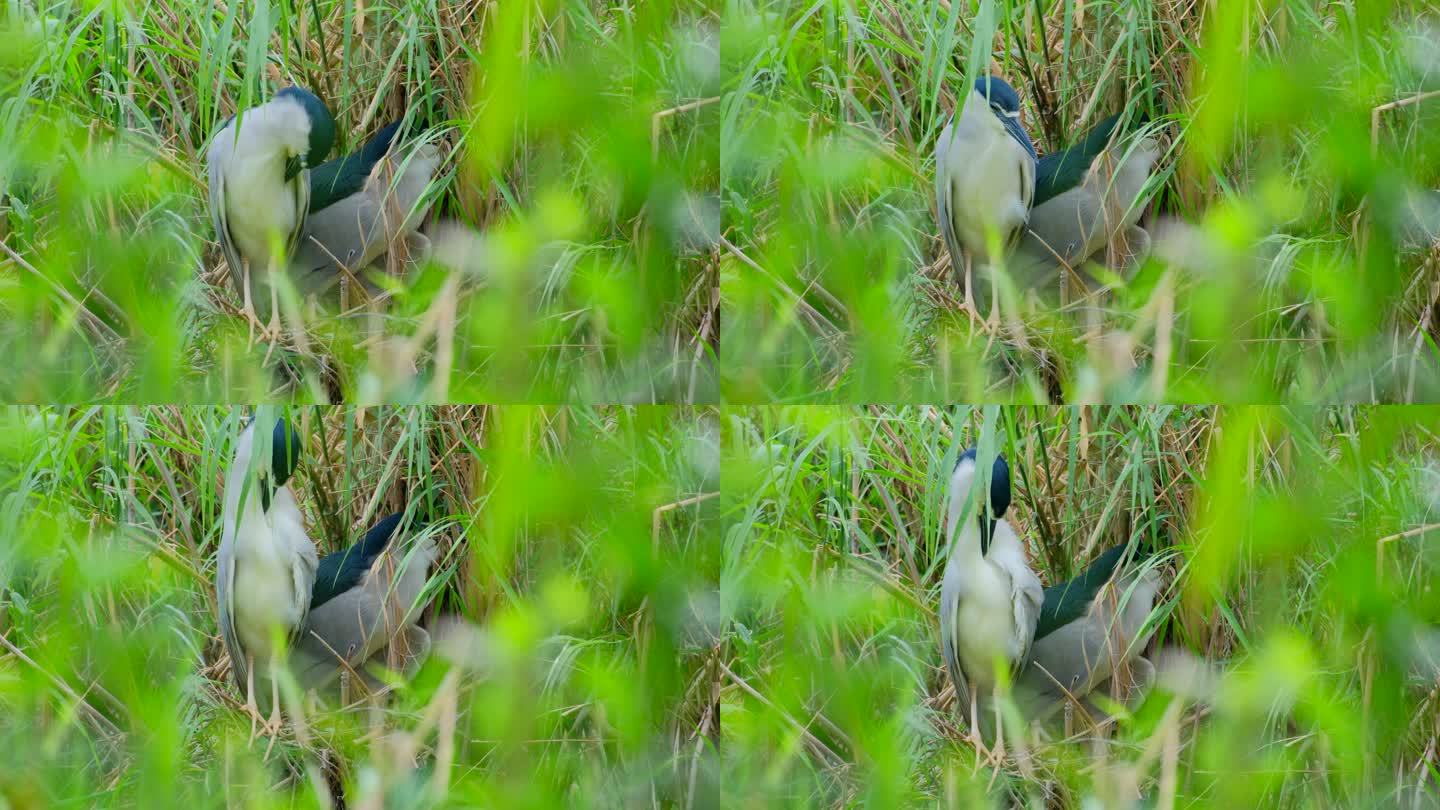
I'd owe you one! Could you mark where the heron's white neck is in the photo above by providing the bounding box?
[945,459,985,566]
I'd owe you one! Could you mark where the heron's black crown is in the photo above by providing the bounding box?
[957,447,1010,516]
[972,76,1037,161]
[973,76,1022,115]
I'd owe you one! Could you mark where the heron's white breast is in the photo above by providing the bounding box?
[945,99,1031,260]
[230,486,313,660]
[223,158,299,269]
[954,557,1024,689]
[214,108,308,268]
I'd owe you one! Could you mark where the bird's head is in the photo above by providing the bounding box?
[238,416,302,512]
[973,76,1023,119]
[958,447,1011,555]
[972,76,1036,161]
[274,86,336,182]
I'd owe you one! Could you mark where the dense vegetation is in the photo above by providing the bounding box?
[0,1,719,402]
[721,1,1440,401]
[722,406,1440,806]
[0,406,720,807]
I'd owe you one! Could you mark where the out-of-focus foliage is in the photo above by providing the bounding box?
[721,405,1440,806]
[720,0,1440,402]
[0,405,720,807]
[0,0,719,402]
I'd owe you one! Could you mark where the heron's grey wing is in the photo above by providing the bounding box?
[1024,184,1105,269]
[295,536,436,690]
[1013,572,1043,665]
[938,558,971,711]
[290,145,441,298]
[1016,568,1161,721]
[289,529,319,648]
[1013,139,1035,249]
[285,167,310,258]
[206,135,247,298]
[216,535,247,689]
[934,120,966,279]
[1014,607,1100,720]
[295,584,382,689]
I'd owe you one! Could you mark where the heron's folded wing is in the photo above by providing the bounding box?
[1018,567,1161,720]
[938,557,972,710]
[934,120,966,273]
[296,536,437,690]
[216,535,247,688]
[290,145,441,297]
[206,133,248,298]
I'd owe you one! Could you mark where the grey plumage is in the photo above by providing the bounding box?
[290,142,442,303]
[295,530,437,694]
[1013,122,1161,289]
[1014,564,1162,722]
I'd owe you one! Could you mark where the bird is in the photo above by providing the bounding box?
[290,123,443,307]
[1012,111,1161,293]
[292,510,440,699]
[935,75,1037,319]
[938,447,1044,729]
[216,415,318,738]
[207,87,337,335]
[1014,538,1163,724]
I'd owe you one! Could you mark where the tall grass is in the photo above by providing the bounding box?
[720,1,1440,402]
[0,405,720,806]
[722,405,1440,806]
[0,0,719,402]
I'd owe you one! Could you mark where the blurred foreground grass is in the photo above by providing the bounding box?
[0,405,719,807]
[721,405,1440,806]
[0,0,719,403]
[721,1,1440,401]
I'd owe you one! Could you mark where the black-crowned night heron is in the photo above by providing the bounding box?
[939,448,1043,722]
[935,76,1037,318]
[294,511,439,697]
[217,416,317,737]
[1013,112,1160,290]
[291,123,442,305]
[1015,540,1162,723]
[207,87,336,332]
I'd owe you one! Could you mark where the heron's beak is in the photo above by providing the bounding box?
[978,514,994,556]
[284,155,305,182]
[259,473,274,512]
